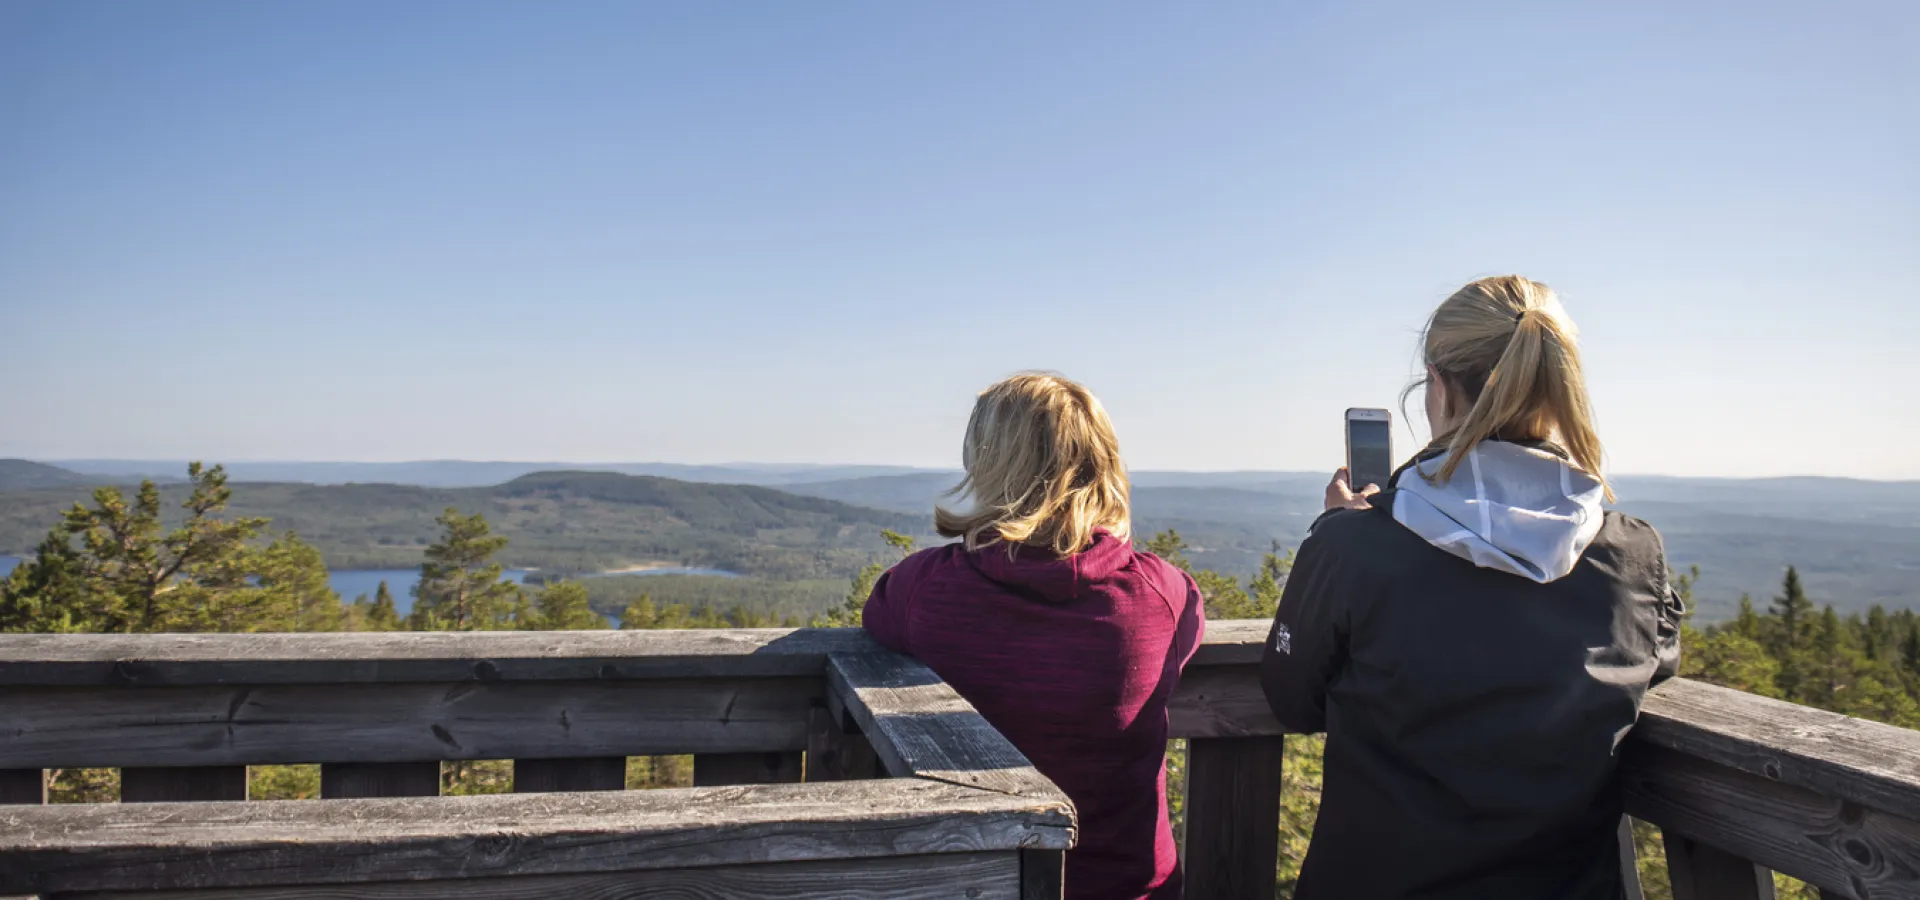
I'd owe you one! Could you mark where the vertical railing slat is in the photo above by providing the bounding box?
[693,752,804,786]
[121,766,248,802]
[1620,816,1646,900]
[0,769,45,805]
[1665,830,1777,900]
[512,757,627,792]
[320,762,441,798]
[804,704,878,782]
[1182,736,1285,900]
[1020,848,1065,900]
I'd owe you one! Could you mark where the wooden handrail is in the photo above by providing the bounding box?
[4,623,1918,899]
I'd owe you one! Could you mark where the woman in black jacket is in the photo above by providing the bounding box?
[1262,275,1684,900]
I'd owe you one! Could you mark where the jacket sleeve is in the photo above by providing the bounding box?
[1651,582,1686,686]
[1260,523,1354,734]
[1174,573,1207,670]
[860,568,911,654]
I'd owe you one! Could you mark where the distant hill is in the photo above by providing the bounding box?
[0,459,95,491]
[0,470,926,578]
[45,459,944,489]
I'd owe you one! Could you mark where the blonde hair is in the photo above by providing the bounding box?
[1420,275,1612,500]
[934,372,1132,557]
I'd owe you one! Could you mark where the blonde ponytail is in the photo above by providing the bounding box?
[1422,276,1612,501]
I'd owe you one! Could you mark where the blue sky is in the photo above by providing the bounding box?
[2,1,1915,478]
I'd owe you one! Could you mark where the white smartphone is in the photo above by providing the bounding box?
[1345,408,1393,492]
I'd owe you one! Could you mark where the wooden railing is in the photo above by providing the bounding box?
[2,623,1919,899]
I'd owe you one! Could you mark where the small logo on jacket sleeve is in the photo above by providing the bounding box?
[1274,624,1292,655]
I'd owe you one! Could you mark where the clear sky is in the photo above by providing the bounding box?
[2,1,1915,478]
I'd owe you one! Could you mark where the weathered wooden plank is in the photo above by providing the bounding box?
[0,770,43,805]
[825,652,1062,800]
[1621,743,1920,898]
[1019,848,1064,900]
[0,629,884,686]
[806,705,879,782]
[1182,736,1285,900]
[1168,665,1281,739]
[1187,619,1268,667]
[0,622,1271,688]
[1638,678,1920,821]
[0,677,819,768]
[320,762,440,799]
[512,757,626,793]
[1620,816,1646,900]
[1665,830,1777,900]
[694,752,804,786]
[120,766,247,802]
[53,852,1023,900]
[0,779,1073,895]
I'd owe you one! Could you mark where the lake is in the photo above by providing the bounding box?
[0,556,739,618]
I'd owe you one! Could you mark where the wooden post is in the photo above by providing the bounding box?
[1665,831,1776,900]
[805,705,878,782]
[0,769,45,804]
[121,766,247,802]
[320,762,440,798]
[1020,848,1065,900]
[694,752,804,786]
[512,757,627,793]
[1182,736,1284,900]
[1619,816,1645,900]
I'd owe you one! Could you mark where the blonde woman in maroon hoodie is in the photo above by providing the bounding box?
[863,372,1206,900]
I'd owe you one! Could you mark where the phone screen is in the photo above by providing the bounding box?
[1347,418,1393,491]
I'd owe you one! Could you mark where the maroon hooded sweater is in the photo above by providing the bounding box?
[862,530,1206,900]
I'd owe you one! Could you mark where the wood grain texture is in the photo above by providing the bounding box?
[320,762,440,799]
[826,652,1065,801]
[512,757,625,793]
[0,779,1073,895]
[121,766,247,802]
[0,771,43,805]
[1187,619,1267,667]
[1168,665,1281,739]
[1621,743,1920,899]
[1638,678,1920,822]
[694,752,803,786]
[806,705,879,782]
[0,623,1270,688]
[0,677,819,768]
[1665,831,1777,900]
[0,629,882,686]
[1019,848,1064,900]
[1182,736,1285,900]
[54,853,1022,900]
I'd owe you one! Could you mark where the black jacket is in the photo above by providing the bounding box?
[1261,444,1683,900]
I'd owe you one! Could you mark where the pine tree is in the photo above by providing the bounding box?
[528,581,606,630]
[620,594,658,630]
[816,529,916,627]
[368,581,402,631]
[408,508,519,631]
[1769,568,1816,701]
[0,464,340,635]
[1731,594,1763,641]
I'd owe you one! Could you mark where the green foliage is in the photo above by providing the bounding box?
[1139,529,1291,620]
[525,580,607,631]
[0,471,927,579]
[815,529,916,627]
[406,508,521,631]
[0,464,338,634]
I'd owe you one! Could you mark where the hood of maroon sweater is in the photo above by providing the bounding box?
[967,529,1134,602]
